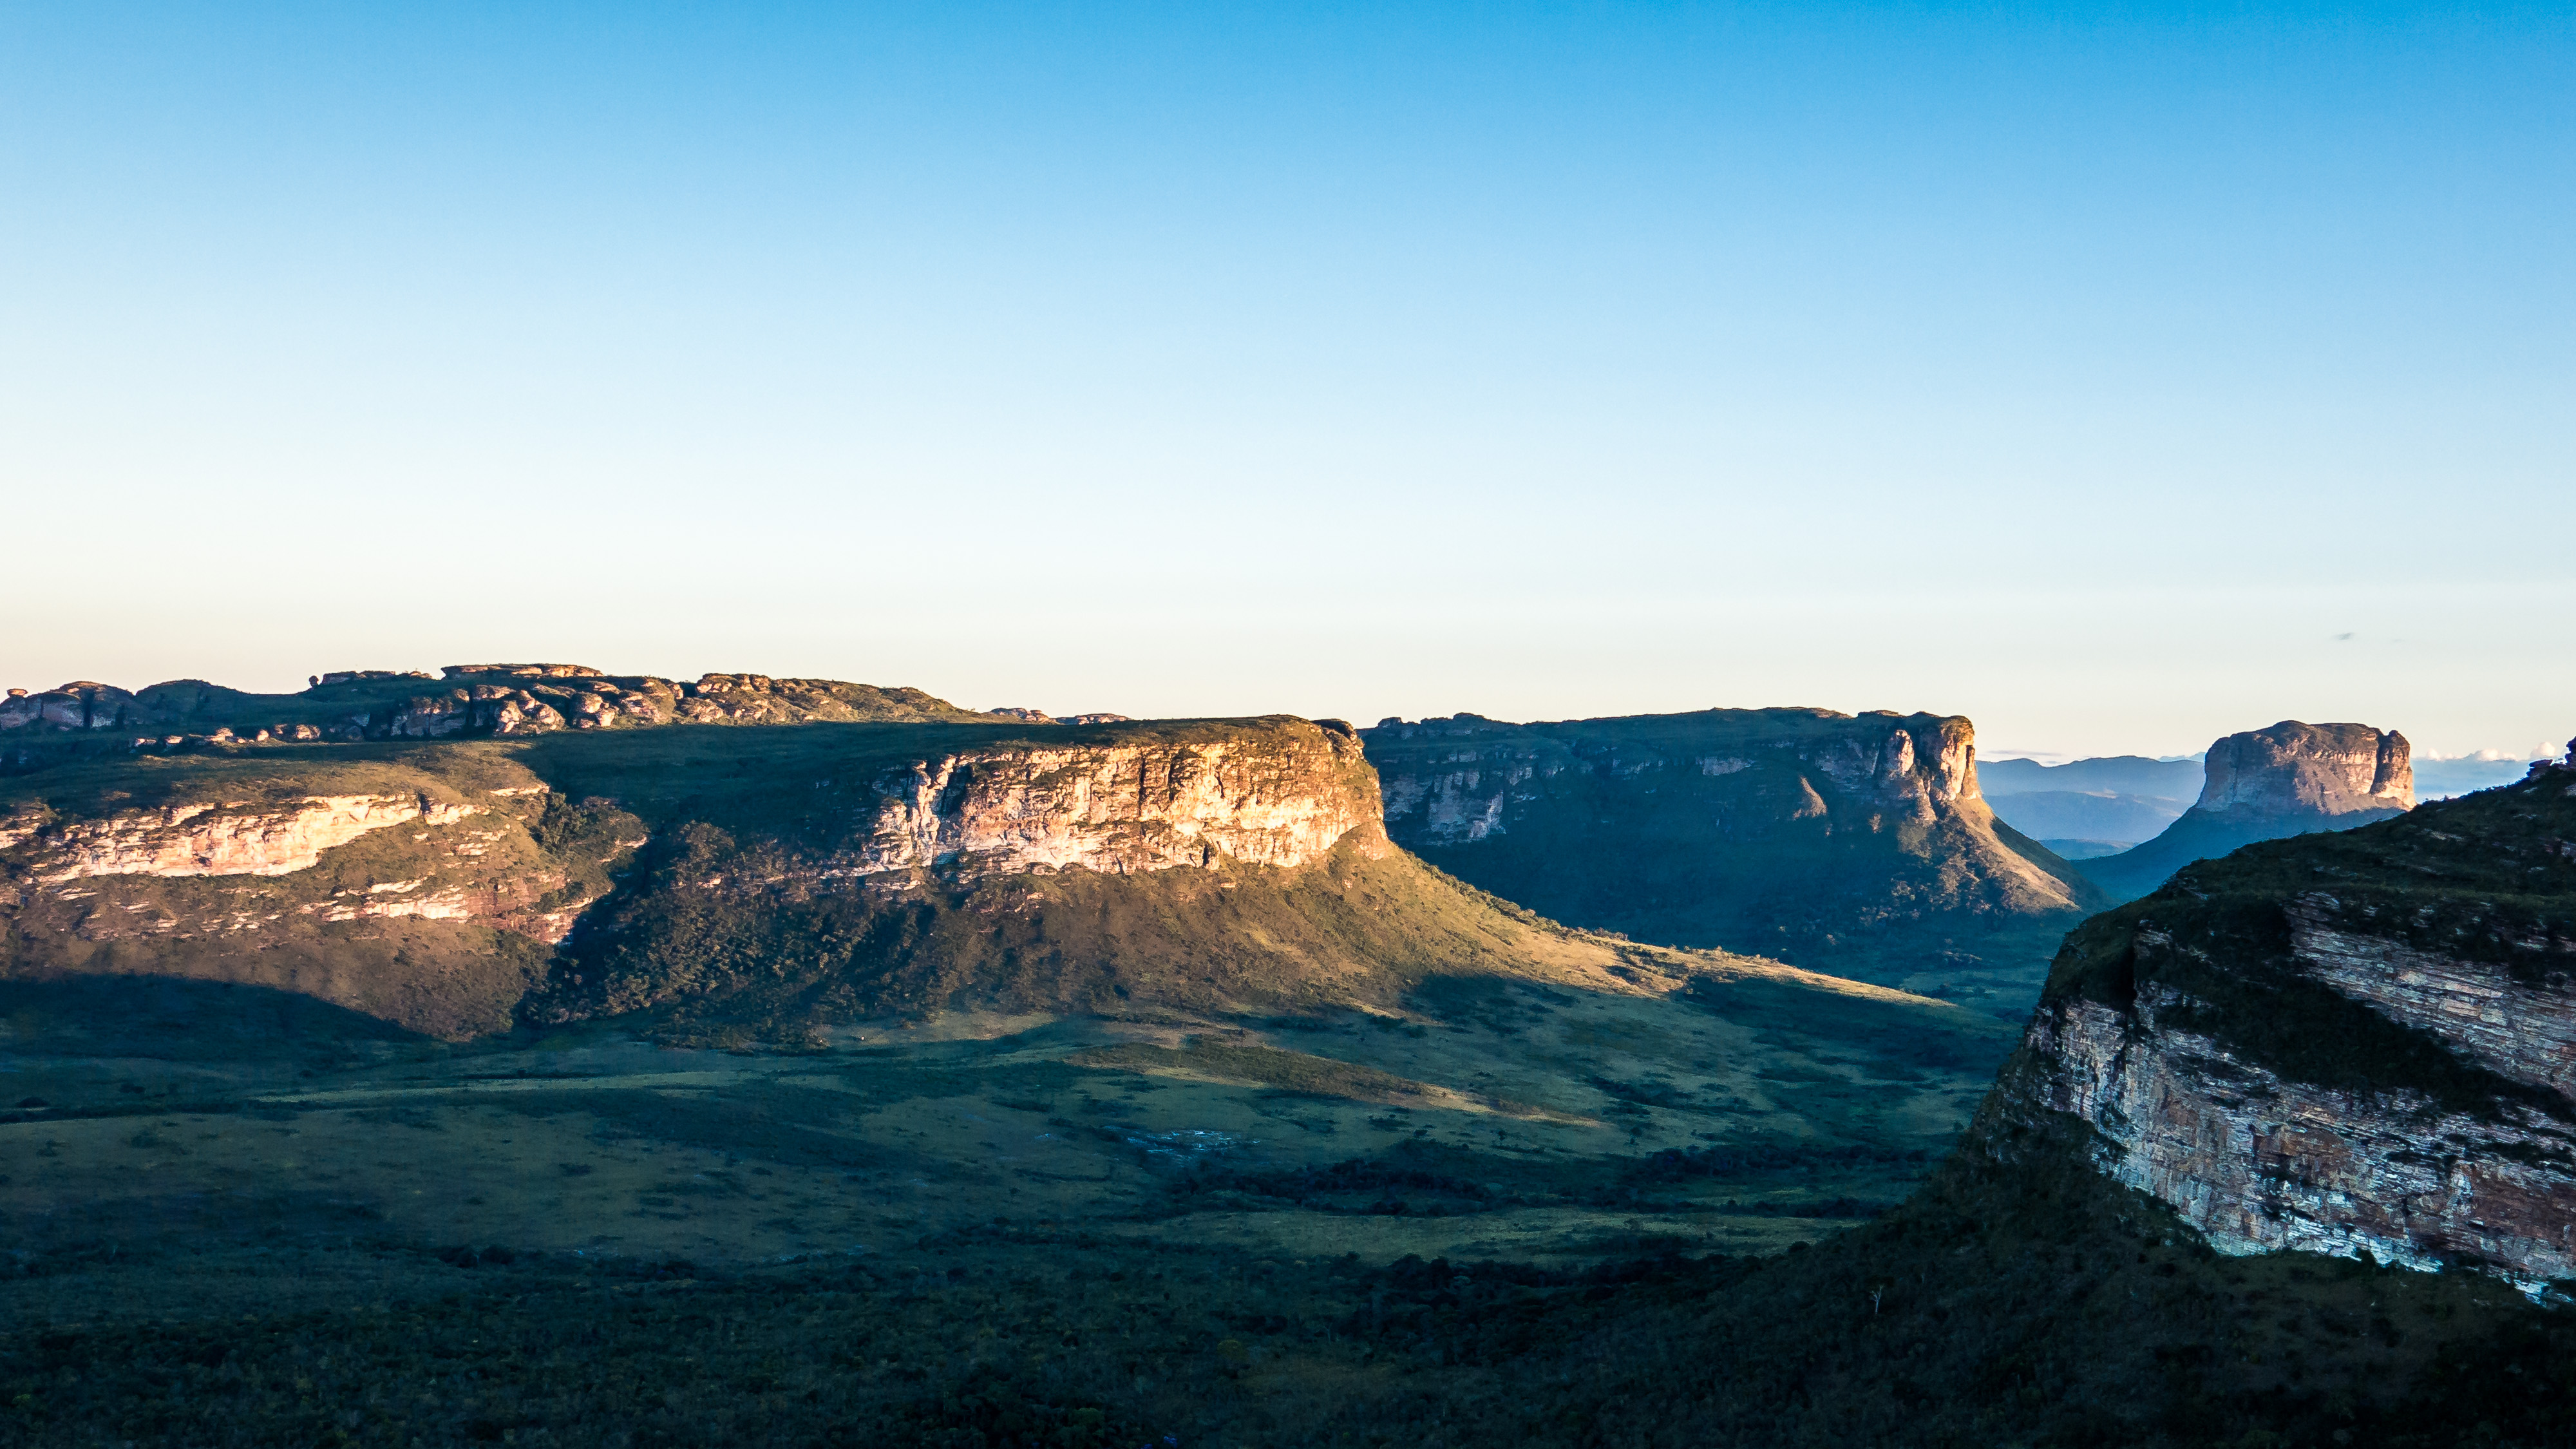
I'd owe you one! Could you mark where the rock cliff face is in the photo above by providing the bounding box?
[29,795,475,881]
[1985,745,2576,1290]
[3,714,1605,1039]
[1361,708,2102,991]
[2198,721,2412,815]
[2083,722,2414,902]
[1,751,645,1037]
[857,726,1380,877]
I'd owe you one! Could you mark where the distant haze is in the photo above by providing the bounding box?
[3,5,2568,759]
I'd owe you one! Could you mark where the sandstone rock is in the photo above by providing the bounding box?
[442,664,607,679]
[857,728,1384,878]
[21,793,477,881]
[1987,764,2576,1291]
[2083,721,2413,902]
[390,692,476,738]
[2200,721,2412,815]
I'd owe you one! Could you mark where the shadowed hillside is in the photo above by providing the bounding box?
[1361,708,2105,1002]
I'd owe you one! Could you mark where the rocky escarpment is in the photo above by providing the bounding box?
[857,727,1379,877]
[1985,743,2576,1291]
[1,753,647,1039]
[0,663,999,754]
[1361,708,2102,990]
[26,795,477,881]
[10,713,1737,1042]
[2083,721,2414,902]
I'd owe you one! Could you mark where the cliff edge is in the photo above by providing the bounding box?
[1982,740,2576,1291]
[1361,708,2103,992]
[1,713,1882,1042]
[2081,721,2412,902]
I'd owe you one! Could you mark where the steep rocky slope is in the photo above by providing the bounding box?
[1,711,1949,1044]
[2081,720,2413,901]
[1361,708,2103,992]
[1985,743,2576,1290]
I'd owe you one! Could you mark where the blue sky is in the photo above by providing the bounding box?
[4,2,2569,758]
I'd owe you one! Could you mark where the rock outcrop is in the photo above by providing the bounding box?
[28,794,475,882]
[1361,708,2103,990]
[0,756,643,1039]
[4,712,1687,1039]
[1984,743,2576,1291]
[857,727,1381,878]
[0,665,1005,746]
[2082,722,2414,902]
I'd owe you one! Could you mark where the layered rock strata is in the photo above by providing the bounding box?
[31,795,475,881]
[3,715,1401,1036]
[1989,747,2576,1290]
[858,728,1381,877]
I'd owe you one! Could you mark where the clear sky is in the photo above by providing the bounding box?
[4,3,2569,761]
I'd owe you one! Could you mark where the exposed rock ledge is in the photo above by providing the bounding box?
[1993,755,2576,1291]
[858,728,1385,878]
[2010,980,2576,1290]
[27,794,476,882]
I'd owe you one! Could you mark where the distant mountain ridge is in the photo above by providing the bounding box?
[1,664,998,750]
[1977,755,2202,857]
[2075,720,2412,902]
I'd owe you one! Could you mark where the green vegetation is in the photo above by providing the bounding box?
[1361,710,2103,1003]
[2079,801,2412,903]
[6,1108,2569,1447]
[2041,767,2576,1117]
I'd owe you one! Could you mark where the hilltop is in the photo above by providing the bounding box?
[2080,720,2414,902]
[1,664,996,758]
[1361,708,2105,1001]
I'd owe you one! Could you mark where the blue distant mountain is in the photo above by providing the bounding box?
[1976,754,2201,855]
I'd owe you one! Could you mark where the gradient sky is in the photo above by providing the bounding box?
[5,2,2570,760]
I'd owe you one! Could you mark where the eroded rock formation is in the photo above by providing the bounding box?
[857,728,1382,877]
[2083,721,2414,902]
[30,794,475,881]
[0,665,1003,745]
[2,714,1404,1036]
[1361,708,2101,986]
[2199,721,2412,815]
[1987,746,2576,1290]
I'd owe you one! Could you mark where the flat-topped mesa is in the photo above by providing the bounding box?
[2198,721,2413,816]
[0,665,1003,741]
[1359,706,2101,984]
[0,713,1416,1036]
[439,663,605,681]
[1982,755,2576,1292]
[2082,721,2414,902]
